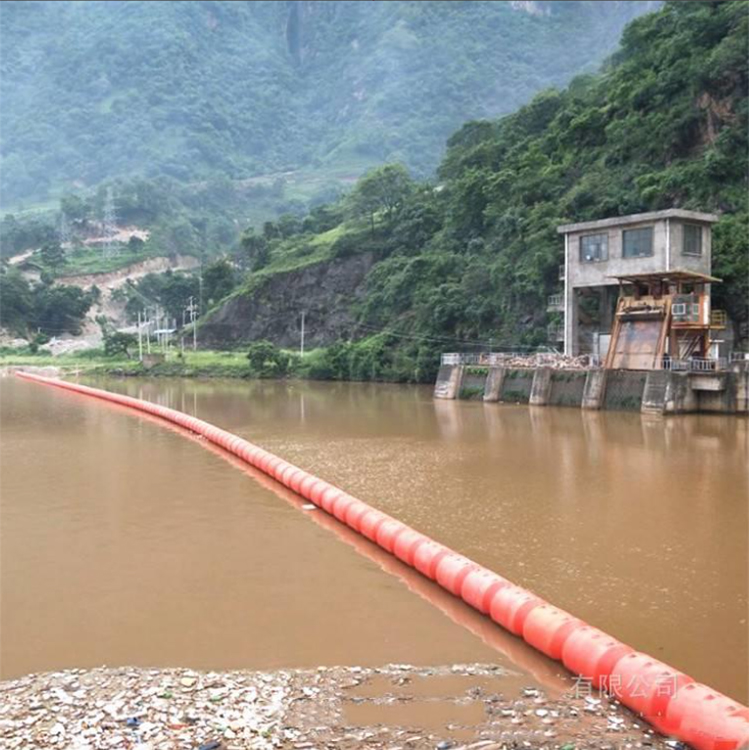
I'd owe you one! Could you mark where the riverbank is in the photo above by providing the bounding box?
[0,337,439,383]
[0,350,258,380]
[0,664,671,750]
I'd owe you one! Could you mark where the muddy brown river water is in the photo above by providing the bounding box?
[1,376,747,705]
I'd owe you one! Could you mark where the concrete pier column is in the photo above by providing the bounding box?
[664,372,697,414]
[483,368,506,402]
[564,288,578,356]
[641,371,668,415]
[582,369,607,410]
[529,368,553,406]
[731,363,749,413]
[433,365,464,400]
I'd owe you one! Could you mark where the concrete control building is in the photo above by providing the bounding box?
[554,209,720,360]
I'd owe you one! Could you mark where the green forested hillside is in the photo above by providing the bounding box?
[202,0,748,382]
[0,0,654,206]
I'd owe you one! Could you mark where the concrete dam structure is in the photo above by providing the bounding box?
[434,356,749,415]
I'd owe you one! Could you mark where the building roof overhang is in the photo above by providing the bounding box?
[556,209,719,234]
[608,270,722,285]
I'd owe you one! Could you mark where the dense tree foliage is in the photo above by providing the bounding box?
[0,268,96,336]
[246,340,292,378]
[202,260,237,309]
[122,270,200,323]
[0,1,653,206]
[347,164,416,232]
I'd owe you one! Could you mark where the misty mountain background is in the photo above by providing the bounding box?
[0,0,658,207]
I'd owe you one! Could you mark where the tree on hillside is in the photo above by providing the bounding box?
[39,241,65,269]
[203,259,237,307]
[348,164,416,233]
[32,283,95,336]
[0,268,34,334]
[159,272,200,321]
[59,194,89,222]
[240,229,270,271]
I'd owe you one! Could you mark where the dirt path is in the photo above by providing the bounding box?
[57,255,200,291]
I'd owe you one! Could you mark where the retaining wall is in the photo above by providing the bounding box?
[459,369,489,400]
[499,368,534,404]
[604,370,648,412]
[549,370,588,407]
[438,365,749,415]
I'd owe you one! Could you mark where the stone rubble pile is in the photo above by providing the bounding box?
[481,354,597,370]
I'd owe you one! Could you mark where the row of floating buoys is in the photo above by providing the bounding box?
[15,371,749,750]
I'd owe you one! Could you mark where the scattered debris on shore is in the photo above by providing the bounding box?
[0,664,676,750]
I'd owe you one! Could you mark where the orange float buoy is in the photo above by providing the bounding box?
[610,651,694,730]
[522,603,585,661]
[561,625,633,691]
[664,683,749,750]
[435,553,478,597]
[330,492,357,522]
[413,539,450,580]
[375,518,408,553]
[319,485,344,514]
[488,585,542,636]
[342,500,371,531]
[460,568,509,614]
[358,508,391,542]
[392,528,429,566]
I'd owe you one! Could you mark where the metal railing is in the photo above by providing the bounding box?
[710,309,728,328]
[661,357,728,372]
[547,324,564,342]
[547,294,564,311]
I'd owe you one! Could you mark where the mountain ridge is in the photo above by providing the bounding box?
[0,0,657,206]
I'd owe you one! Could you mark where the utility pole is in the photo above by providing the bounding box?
[186,296,198,351]
[137,311,143,361]
[300,311,306,357]
[145,307,151,354]
[198,257,204,320]
[181,308,186,357]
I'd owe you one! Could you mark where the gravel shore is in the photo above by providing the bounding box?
[0,664,675,750]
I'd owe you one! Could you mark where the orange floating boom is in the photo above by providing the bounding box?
[14,371,749,750]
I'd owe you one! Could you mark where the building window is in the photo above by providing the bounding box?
[579,233,608,262]
[622,227,653,258]
[683,224,702,256]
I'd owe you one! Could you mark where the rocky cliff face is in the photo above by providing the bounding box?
[199,253,375,349]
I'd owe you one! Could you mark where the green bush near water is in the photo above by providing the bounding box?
[458,385,485,400]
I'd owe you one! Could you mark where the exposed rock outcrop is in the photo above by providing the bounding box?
[200,253,374,349]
